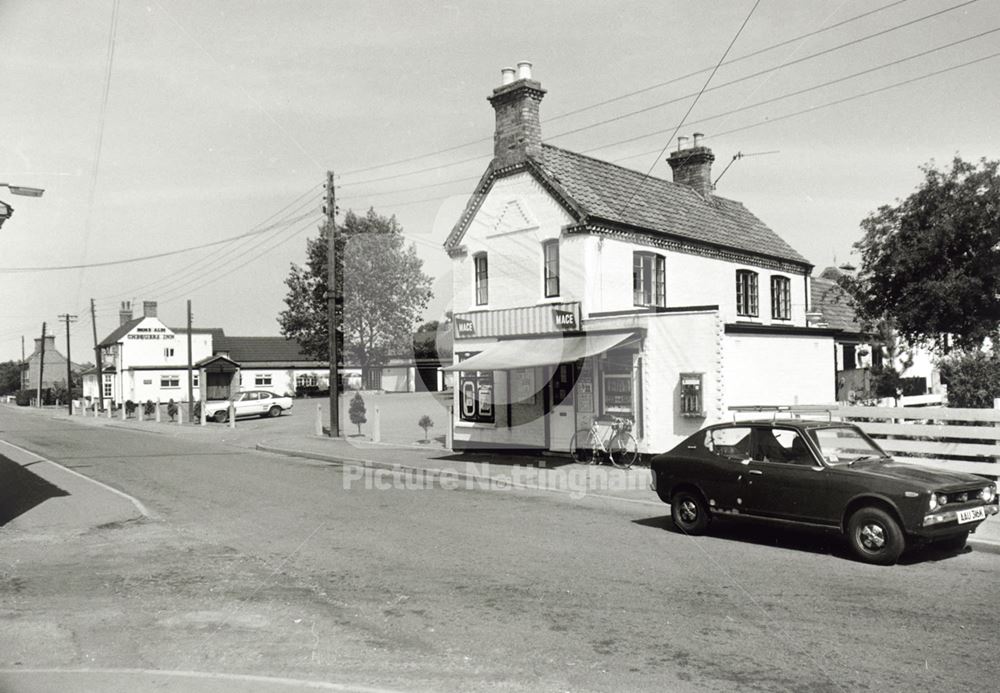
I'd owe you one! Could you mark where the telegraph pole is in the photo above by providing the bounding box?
[91,299,104,412]
[37,322,46,407]
[325,169,340,437]
[58,313,78,414]
[20,336,25,391]
[187,300,195,424]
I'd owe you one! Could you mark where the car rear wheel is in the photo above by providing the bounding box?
[214,409,228,424]
[268,405,282,418]
[847,507,904,565]
[671,490,709,535]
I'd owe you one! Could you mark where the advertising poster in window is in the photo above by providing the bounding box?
[512,368,536,403]
[478,383,493,417]
[577,379,594,413]
[603,374,632,413]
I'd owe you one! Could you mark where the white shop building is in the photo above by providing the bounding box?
[443,64,837,455]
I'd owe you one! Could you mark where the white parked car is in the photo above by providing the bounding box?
[204,390,293,423]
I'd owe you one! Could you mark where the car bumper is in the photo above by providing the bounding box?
[914,502,998,538]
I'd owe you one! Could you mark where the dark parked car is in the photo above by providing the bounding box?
[650,420,998,564]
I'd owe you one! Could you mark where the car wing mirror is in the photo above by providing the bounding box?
[740,458,751,466]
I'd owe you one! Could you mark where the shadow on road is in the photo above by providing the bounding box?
[632,513,973,565]
[0,455,69,526]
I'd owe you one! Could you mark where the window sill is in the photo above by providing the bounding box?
[455,420,497,429]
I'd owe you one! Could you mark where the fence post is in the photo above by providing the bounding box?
[155,399,161,423]
[178,405,184,425]
[315,403,322,436]
[200,402,207,426]
[371,405,381,443]
[228,402,236,429]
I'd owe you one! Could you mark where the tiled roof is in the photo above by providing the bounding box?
[810,276,863,334]
[99,317,145,347]
[538,145,810,265]
[172,327,227,343]
[213,336,320,364]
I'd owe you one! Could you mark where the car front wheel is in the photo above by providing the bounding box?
[847,507,905,565]
[671,490,709,535]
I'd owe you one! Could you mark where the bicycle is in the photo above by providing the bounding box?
[570,416,639,469]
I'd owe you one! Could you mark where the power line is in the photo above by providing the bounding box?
[334,0,919,180]
[616,0,761,216]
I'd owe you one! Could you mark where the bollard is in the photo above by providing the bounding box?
[228,402,236,429]
[371,405,381,443]
[446,404,454,450]
[120,404,126,421]
[178,405,184,425]
[155,399,161,423]
[315,403,322,436]
[138,405,143,422]
[107,405,112,419]
[200,402,207,426]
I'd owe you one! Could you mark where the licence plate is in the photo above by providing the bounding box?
[957,507,986,524]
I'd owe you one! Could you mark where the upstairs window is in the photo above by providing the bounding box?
[771,275,791,320]
[633,252,665,307]
[474,252,489,306]
[543,240,560,297]
[736,270,759,317]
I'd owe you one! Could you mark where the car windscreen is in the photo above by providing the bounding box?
[808,426,885,466]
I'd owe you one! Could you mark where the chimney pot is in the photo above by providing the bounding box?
[677,136,689,151]
[500,67,516,85]
[488,61,546,167]
[517,61,532,80]
[668,138,716,197]
[693,132,703,147]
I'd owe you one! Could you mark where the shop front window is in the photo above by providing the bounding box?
[459,371,494,424]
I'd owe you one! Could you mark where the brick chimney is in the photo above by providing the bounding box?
[119,301,133,325]
[33,335,56,354]
[488,61,546,168]
[143,300,157,318]
[667,132,715,197]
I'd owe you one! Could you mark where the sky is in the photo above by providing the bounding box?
[2,0,998,364]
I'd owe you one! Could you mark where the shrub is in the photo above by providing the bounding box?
[193,400,202,421]
[143,400,156,417]
[167,399,178,421]
[15,390,31,406]
[349,392,366,434]
[418,414,434,443]
[125,400,137,418]
[940,350,1000,408]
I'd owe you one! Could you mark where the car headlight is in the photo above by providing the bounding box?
[982,486,996,503]
[928,493,939,511]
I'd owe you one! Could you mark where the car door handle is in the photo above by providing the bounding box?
[748,470,763,476]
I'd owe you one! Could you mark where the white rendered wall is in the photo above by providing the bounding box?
[724,333,836,409]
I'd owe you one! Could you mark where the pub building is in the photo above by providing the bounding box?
[443,63,838,455]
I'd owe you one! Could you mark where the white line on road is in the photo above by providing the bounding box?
[0,439,151,519]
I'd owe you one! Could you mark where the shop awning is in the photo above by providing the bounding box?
[442,332,636,371]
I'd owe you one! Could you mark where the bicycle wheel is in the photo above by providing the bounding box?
[608,432,638,469]
[570,429,599,464]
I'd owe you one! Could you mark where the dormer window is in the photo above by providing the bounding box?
[736,270,759,317]
[633,252,665,308]
[474,252,489,306]
[543,240,560,297]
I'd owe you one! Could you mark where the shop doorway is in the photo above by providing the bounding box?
[547,362,578,452]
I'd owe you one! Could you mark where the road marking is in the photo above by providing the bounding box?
[0,668,404,692]
[0,439,150,519]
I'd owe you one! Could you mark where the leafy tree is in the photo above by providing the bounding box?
[847,157,1000,351]
[0,360,23,395]
[349,392,367,435]
[418,414,434,443]
[278,208,433,387]
[940,350,1000,408]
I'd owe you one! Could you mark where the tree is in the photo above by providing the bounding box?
[847,157,1000,352]
[349,392,367,435]
[939,350,1000,408]
[418,414,433,443]
[0,360,23,396]
[278,208,433,387]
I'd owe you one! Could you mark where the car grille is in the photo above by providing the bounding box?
[939,489,982,505]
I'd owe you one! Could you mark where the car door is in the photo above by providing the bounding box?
[258,392,273,414]
[235,391,258,416]
[738,427,831,524]
[697,426,753,512]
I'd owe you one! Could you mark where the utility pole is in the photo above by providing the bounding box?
[20,336,25,391]
[37,322,46,407]
[91,299,104,412]
[58,313,78,415]
[325,169,340,437]
[187,300,195,424]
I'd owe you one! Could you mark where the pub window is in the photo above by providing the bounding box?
[103,374,113,398]
[164,347,175,358]
[736,270,759,317]
[255,373,273,387]
[543,240,560,297]
[771,275,791,320]
[160,375,180,388]
[474,252,489,306]
[297,373,318,388]
[459,371,494,424]
[633,252,665,308]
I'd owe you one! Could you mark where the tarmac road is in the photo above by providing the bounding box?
[1,405,998,692]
